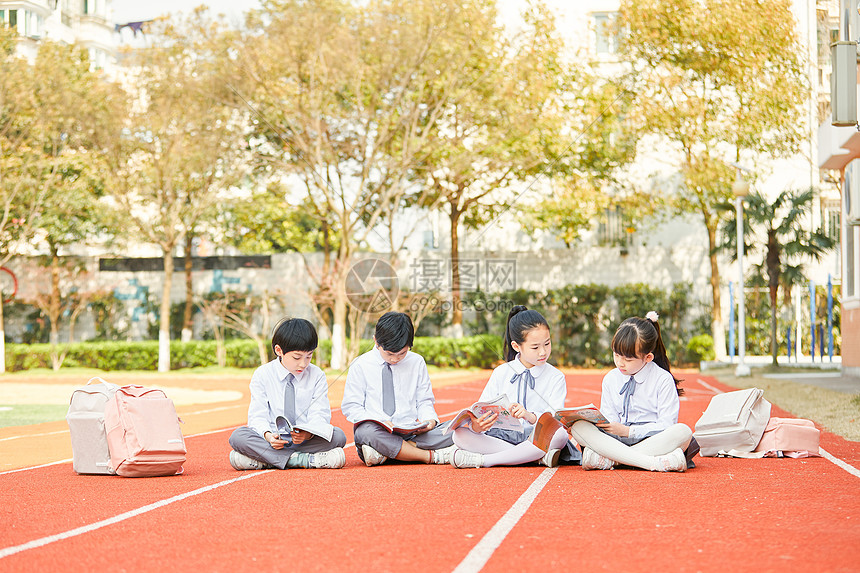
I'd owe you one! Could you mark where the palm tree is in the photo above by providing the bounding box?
[719,188,836,365]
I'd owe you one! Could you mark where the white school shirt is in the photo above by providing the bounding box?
[246,359,335,441]
[341,347,439,426]
[478,356,567,433]
[599,360,679,440]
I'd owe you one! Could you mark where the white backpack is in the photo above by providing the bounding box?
[66,377,120,474]
[693,388,772,457]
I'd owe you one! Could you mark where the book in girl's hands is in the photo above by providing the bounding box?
[552,404,609,427]
[355,418,432,435]
[444,395,523,434]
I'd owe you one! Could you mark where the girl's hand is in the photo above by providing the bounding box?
[291,429,312,445]
[264,431,290,450]
[510,403,537,425]
[597,422,630,437]
[470,411,498,433]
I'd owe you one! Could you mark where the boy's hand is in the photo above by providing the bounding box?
[264,431,290,449]
[597,421,630,437]
[470,411,498,433]
[510,403,537,425]
[412,420,436,434]
[291,429,312,444]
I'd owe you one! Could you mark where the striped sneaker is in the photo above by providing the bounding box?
[451,448,483,468]
[539,448,562,468]
[581,447,615,470]
[431,444,457,464]
[361,445,388,467]
[653,448,687,472]
[229,450,272,471]
[309,447,346,469]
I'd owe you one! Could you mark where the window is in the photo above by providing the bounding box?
[597,206,633,248]
[593,12,618,55]
[847,224,857,299]
[9,9,17,28]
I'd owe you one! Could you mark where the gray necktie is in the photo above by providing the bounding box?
[620,375,636,424]
[382,362,396,416]
[284,373,297,426]
[509,370,536,409]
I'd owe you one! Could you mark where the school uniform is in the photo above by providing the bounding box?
[479,356,567,443]
[599,360,679,442]
[229,360,346,469]
[455,355,579,464]
[599,360,698,466]
[342,347,452,460]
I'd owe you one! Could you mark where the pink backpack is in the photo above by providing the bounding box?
[104,385,187,477]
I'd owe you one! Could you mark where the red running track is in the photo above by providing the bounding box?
[0,372,858,572]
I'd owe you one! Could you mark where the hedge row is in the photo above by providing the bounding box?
[4,335,505,372]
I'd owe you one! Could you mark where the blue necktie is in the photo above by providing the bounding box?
[382,362,396,416]
[620,375,636,424]
[283,373,297,427]
[509,369,536,409]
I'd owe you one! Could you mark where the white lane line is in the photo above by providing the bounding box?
[0,459,73,476]
[0,470,270,560]
[452,468,558,573]
[695,377,860,479]
[819,448,860,479]
[0,430,68,442]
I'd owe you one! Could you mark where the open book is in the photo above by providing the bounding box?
[276,416,329,439]
[552,404,609,427]
[444,395,523,434]
[354,418,432,435]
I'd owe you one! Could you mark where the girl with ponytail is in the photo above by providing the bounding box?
[567,311,698,473]
[449,305,577,469]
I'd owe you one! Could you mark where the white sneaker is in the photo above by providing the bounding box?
[581,447,615,470]
[451,448,484,468]
[309,447,346,469]
[539,448,562,468]
[361,444,388,467]
[229,450,271,471]
[653,448,687,472]
[431,444,457,465]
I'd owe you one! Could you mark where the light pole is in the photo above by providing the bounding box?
[732,167,751,377]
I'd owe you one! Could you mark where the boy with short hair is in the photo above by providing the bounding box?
[342,311,455,466]
[228,318,347,470]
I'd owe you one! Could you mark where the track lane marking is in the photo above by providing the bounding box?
[452,468,558,573]
[0,471,270,560]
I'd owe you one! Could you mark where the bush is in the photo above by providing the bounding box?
[4,339,264,372]
[686,334,715,363]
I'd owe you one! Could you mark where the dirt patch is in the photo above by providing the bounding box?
[708,367,860,442]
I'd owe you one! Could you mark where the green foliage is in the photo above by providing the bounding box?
[686,334,715,362]
[4,340,263,371]
[3,336,504,371]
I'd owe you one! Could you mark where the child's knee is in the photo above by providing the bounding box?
[331,427,347,448]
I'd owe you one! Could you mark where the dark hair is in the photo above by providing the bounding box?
[374,311,414,352]
[503,305,550,362]
[611,314,682,395]
[272,318,318,354]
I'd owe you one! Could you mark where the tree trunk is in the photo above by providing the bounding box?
[331,288,348,370]
[158,250,174,372]
[256,337,268,366]
[706,222,727,361]
[449,203,464,338]
[767,231,781,366]
[0,289,5,375]
[49,248,62,371]
[181,234,194,342]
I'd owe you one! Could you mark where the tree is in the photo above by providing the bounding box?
[105,10,247,371]
[617,0,808,360]
[719,188,835,364]
[412,2,590,335]
[0,29,122,373]
[238,0,520,367]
